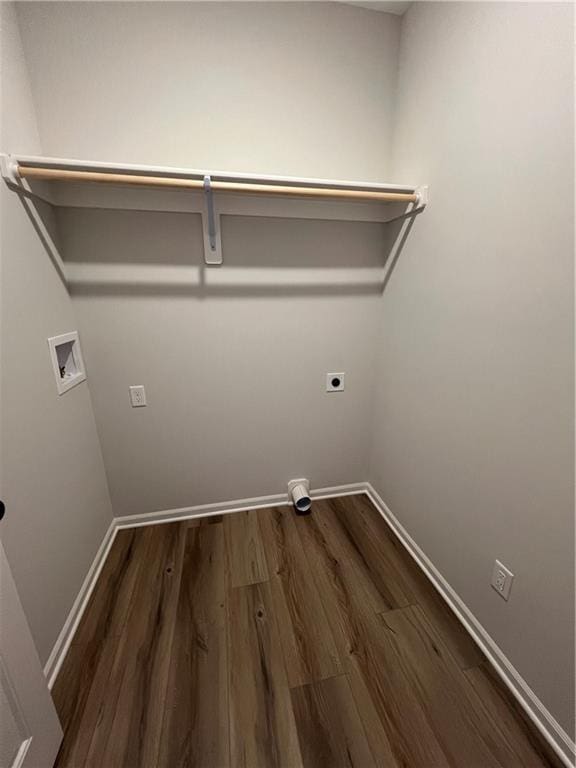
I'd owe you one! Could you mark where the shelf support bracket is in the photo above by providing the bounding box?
[383,184,428,224]
[202,174,223,266]
[415,185,428,209]
[1,155,68,285]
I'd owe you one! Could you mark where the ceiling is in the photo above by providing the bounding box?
[342,2,412,15]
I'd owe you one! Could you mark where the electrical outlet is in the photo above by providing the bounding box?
[129,385,147,407]
[326,372,345,392]
[491,559,514,601]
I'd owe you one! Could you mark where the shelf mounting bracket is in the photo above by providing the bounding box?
[383,184,428,224]
[202,174,223,265]
[1,154,68,284]
[415,185,428,208]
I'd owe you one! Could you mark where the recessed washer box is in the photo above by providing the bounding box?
[47,331,87,395]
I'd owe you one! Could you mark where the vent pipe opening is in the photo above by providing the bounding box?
[288,479,312,515]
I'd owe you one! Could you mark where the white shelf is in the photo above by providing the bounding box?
[1,153,427,267]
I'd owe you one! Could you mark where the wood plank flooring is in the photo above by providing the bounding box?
[52,495,561,768]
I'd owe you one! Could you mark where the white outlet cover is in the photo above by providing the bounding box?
[491,559,514,601]
[129,385,147,407]
[326,372,345,392]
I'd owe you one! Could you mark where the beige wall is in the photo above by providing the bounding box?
[16,1,400,180]
[14,1,402,517]
[0,2,113,664]
[369,1,574,736]
[57,207,384,516]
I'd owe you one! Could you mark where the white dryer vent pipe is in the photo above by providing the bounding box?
[288,478,312,515]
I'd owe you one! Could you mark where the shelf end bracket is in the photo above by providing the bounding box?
[1,154,24,194]
[415,185,428,208]
[1,154,68,284]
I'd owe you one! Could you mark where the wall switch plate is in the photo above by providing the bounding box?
[326,372,345,392]
[491,559,514,601]
[129,385,147,407]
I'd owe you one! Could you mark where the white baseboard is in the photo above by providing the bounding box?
[114,482,368,529]
[43,518,118,689]
[365,482,576,768]
[44,482,367,688]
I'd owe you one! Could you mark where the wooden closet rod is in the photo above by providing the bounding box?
[17,165,419,203]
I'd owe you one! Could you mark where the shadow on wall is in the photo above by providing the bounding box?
[20,202,420,298]
[16,192,68,287]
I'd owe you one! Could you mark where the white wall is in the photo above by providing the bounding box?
[370,1,574,737]
[16,1,400,180]
[14,1,402,517]
[0,2,113,664]
[57,207,385,517]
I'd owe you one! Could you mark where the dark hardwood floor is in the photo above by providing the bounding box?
[52,494,561,767]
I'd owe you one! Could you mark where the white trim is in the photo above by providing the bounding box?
[115,491,287,530]
[12,737,32,768]
[43,482,367,686]
[364,483,576,768]
[115,482,368,529]
[43,520,117,688]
